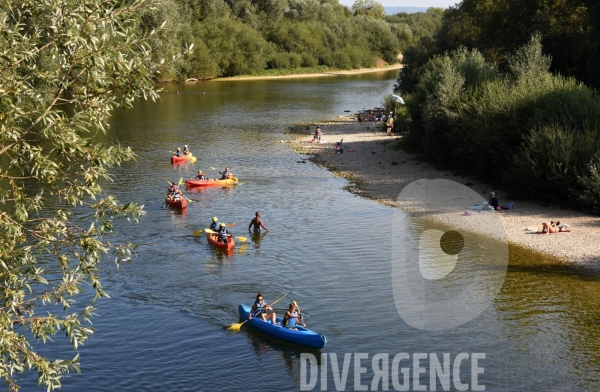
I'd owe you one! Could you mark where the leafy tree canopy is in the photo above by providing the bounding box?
[0,0,189,390]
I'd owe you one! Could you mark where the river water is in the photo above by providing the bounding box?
[19,70,600,391]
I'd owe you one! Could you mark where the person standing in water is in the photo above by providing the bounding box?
[249,211,269,233]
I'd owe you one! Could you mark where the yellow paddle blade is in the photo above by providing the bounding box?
[294,300,301,313]
[193,229,203,236]
[227,323,243,331]
[238,244,247,254]
[236,236,247,242]
[205,228,216,234]
[210,166,217,171]
[178,177,184,186]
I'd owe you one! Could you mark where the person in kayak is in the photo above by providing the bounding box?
[175,148,182,157]
[216,222,231,244]
[194,170,206,181]
[167,182,182,201]
[283,303,305,330]
[249,293,278,324]
[182,145,190,156]
[219,167,233,180]
[210,216,220,231]
[248,211,269,233]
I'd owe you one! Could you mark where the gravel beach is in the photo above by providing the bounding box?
[288,117,600,266]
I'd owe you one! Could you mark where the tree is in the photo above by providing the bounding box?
[0,0,189,390]
[351,0,384,19]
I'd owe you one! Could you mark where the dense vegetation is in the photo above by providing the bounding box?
[400,0,600,90]
[140,0,444,80]
[396,0,600,212]
[399,34,600,212]
[0,0,187,390]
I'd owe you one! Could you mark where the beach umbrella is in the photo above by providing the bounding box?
[389,94,405,104]
[389,94,405,117]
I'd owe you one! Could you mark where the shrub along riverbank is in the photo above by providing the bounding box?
[139,0,443,80]
[399,35,600,213]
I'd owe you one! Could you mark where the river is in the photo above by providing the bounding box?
[18,70,600,391]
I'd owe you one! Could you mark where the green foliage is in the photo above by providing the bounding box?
[402,35,600,210]
[385,7,444,51]
[404,0,600,89]
[0,0,189,389]
[146,0,438,79]
[352,0,384,19]
[578,154,600,214]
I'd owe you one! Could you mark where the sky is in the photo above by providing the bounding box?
[338,0,458,8]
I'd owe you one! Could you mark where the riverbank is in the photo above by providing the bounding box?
[210,63,402,82]
[288,118,600,266]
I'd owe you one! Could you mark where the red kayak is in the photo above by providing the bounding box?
[165,195,187,209]
[171,154,196,163]
[185,177,238,187]
[207,233,235,250]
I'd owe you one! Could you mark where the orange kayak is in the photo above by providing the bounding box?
[207,233,235,250]
[165,195,187,209]
[185,177,238,187]
[171,154,197,163]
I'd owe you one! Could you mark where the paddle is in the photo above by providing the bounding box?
[203,228,247,242]
[163,178,195,203]
[226,293,289,331]
[193,223,235,236]
[293,300,306,327]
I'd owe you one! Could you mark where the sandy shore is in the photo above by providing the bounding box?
[210,64,402,82]
[287,118,600,266]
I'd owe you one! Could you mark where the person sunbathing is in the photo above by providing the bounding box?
[541,221,571,234]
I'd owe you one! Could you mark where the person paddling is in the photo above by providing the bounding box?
[216,222,231,244]
[167,182,182,201]
[175,147,182,157]
[249,211,269,233]
[194,170,206,181]
[283,302,305,330]
[249,293,278,324]
[219,167,233,180]
[210,216,220,231]
[182,145,190,156]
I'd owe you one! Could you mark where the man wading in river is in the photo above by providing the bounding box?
[249,212,269,233]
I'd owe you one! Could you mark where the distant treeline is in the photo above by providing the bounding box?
[138,0,443,80]
[397,0,600,213]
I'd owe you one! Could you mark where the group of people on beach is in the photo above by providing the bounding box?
[487,192,573,234]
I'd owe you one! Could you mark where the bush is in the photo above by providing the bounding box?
[401,34,600,211]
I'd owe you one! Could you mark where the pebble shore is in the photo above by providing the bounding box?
[287,117,600,266]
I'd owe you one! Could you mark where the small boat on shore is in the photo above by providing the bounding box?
[165,195,187,209]
[207,233,235,250]
[238,304,327,349]
[185,177,238,187]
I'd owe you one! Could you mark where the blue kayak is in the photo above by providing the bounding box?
[238,304,327,349]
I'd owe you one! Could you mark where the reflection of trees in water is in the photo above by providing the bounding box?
[245,331,322,388]
[493,245,600,388]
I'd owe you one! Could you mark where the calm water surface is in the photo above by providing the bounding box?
[20,71,600,391]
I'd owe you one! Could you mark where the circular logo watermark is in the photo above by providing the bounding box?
[391,179,508,330]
